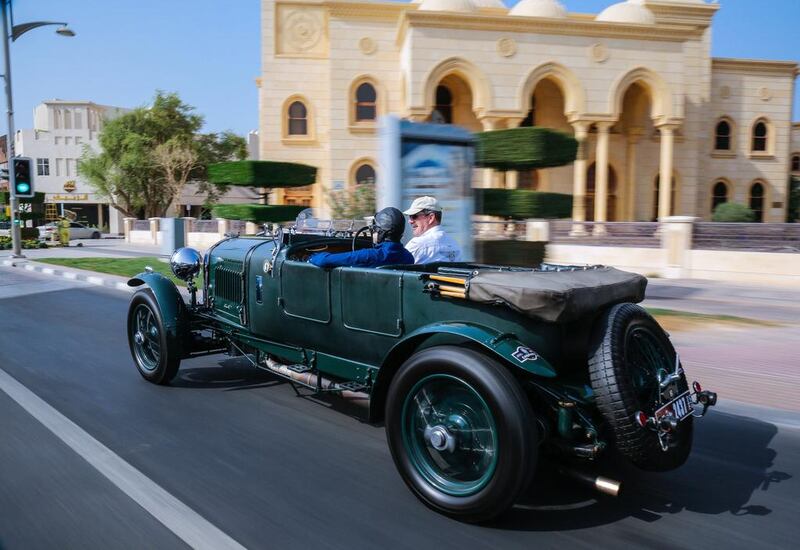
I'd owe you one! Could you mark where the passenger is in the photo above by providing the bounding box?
[403,196,462,264]
[309,207,414,268]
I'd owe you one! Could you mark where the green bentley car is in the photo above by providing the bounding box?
[126,219,716,522]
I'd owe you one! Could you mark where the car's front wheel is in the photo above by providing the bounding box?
[127,289,181,384]
[91,231,101,239]
[386,346,536,523]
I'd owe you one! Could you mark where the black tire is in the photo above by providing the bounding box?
[588,303,693,471]
[127,289,181,385]
[91,231,101,239]
[385,346,536,522]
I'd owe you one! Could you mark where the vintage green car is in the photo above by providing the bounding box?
[126,220,716,522]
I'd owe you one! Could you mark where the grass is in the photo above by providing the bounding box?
[645,307,778,332]
[36,256,199,287]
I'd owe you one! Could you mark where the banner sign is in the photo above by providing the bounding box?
[379,116,474,260]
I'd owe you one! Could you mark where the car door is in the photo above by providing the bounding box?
[339,267,404,337]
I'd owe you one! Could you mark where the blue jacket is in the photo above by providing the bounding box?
[309,241,414,268]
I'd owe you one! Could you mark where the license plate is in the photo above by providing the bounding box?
[655,390,693,422]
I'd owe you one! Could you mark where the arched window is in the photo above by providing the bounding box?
[714,120,731,150]
[711,181,729,213]
[653,174,677,220]
[355,83,377,122]
[432,85,453,124]
[749,182,765,222]
[354,163,376,186]
[751,120,768,152]
[791,154,800,172]
[287,101,308,136]
[586,163,618,222]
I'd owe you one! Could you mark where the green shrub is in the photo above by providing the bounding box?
[208,161,316,188]
[475,127,578,171]
[712,202,755,222]
[326,184,375,220]
[475,188,572,219]
[211,204,306,223]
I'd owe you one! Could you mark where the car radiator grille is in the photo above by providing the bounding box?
[214,261,244,304]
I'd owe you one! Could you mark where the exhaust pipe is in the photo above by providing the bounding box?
[558,467,621,497]
[263,357,369,402]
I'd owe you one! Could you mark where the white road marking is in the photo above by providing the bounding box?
[0,368,246,550]
[86,276,105,286]
[42,268,55,275]
[63,272,77,279]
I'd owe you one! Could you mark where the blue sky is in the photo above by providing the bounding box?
[4,0,799,137]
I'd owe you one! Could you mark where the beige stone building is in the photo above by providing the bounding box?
[259,0,799,222]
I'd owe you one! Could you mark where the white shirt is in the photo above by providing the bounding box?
[406,225,462,264]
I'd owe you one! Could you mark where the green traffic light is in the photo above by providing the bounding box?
[16,182,31,194]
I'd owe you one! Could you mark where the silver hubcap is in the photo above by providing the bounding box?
[424,425,456,453]
[134,331,144,345]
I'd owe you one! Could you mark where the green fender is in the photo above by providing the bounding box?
[368,322,556,422]
[127,272,188,342]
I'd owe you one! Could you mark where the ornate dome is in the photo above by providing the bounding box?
[417,0,478,13]
[596,1,655,25]
[472,0,507,9]
[510,0,567,18]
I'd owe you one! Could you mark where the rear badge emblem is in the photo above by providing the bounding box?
[512,346,538,362]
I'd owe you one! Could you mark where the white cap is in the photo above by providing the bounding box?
[403,196,442,216]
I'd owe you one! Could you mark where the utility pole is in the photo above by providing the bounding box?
[1,0,22,257]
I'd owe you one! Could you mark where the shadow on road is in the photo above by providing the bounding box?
[495,410,791,531]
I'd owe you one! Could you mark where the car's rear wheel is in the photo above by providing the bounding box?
[589,303,693,471]
[127,289,181,385]
[386,346,536,523]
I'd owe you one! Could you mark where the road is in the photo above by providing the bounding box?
[0,265,797,549]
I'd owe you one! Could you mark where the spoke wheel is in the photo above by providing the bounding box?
[589,303,693,472]
[127,288,182,385]
[402,375,498,497]
[386,346,536,523]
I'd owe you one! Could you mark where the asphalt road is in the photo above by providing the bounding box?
[0,266,798,549]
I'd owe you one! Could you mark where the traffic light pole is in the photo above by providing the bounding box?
[1,0,23,258]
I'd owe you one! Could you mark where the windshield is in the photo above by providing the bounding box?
[292,209,368,236]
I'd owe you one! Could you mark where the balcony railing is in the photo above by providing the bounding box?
[693,223,800,253]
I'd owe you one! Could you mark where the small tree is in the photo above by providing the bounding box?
[326,183,376,220]
[208,160,317,224]
[712,202,755,222]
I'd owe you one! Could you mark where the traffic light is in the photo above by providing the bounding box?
[12,157,34,198]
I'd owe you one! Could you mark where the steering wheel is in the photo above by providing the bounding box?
[352,225,373,252]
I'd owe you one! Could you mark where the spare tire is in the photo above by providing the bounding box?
[588,303,693,471]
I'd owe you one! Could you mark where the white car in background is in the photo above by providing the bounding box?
[37,221,102,240]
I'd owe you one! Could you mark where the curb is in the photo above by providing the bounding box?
[2,259,135,294]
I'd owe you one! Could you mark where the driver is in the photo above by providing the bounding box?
[309,207,414,268]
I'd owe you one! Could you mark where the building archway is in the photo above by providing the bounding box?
[421,57,490,125]
[427,74,481,131]
[610,66,675,124]
[587,162,618,222]
[517,62,586,119]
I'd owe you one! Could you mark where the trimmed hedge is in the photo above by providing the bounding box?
[475,188,572,219]
[475,127,578,171]
[212,204,306,223]
[208,160,316,188]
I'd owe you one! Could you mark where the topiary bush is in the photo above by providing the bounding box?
[712,202,755,222]
[211,204,306,223]
[208,161,316,188]
[475,188,572,219]
[475,127,578,171]
[207,160,317,223]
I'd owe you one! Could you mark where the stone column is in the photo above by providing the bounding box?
[570,122,590,233]
[480,117,502,188]
[525,219,550,242]
[217,218,229,239]
[148,217,160,245]
[657,124,678,220]
[123,217,135,243]
[625,127,644,221]
[593,122,613,231]
[660,216,697,279]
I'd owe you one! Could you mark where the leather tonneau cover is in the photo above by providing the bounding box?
[468,267,647,323]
